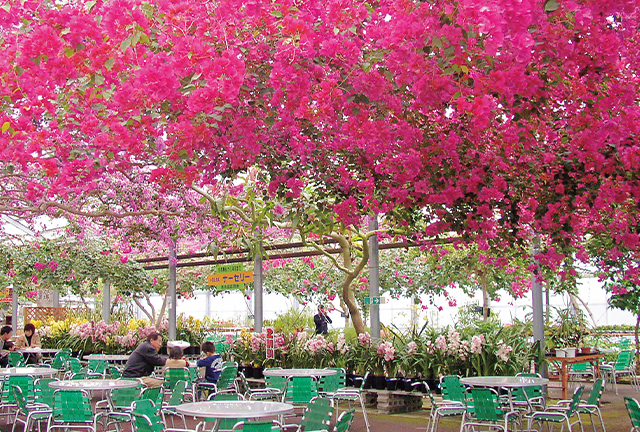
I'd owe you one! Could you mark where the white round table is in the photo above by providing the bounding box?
[18,348,60,355]
[460,376,549,411]
[176,401,293,432]
[460,376,549,388]
[0,367,59,377]
[49,379,139,391]
[262,368,337,378]
[83,354,130,362]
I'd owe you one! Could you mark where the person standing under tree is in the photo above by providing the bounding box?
[314,305,332,335]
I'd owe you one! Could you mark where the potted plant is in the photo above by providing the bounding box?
[546,307,592,356]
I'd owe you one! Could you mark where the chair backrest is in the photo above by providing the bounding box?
[34,378,59,408]
[131,399,164,432]
[625,396,640,429]
[586,378,605,406]
[231,420,281,432]
[3,375,34,404]
[465,388,505,422]
[50,352,70,369]
[11,385,29,416]
[319,368,346,393]
[440,375,466,403]
[109,384,144,409]
[513,373,544,402]
[109,366,122,379]
[284,376,318,405]
[166,380,187,406]
[164,367,191,389]
[52,389,94,423]
[619,338,632,350]
[333,408,356,432]
[9,352,25,367]
[615,350,634,370]
[66,357,83,374]
[571,362,589,372]
[565,386,585,417]
[217,365,239,391]
[140,386,164,408]
[265,375,288,393]
[88,359,107,375]
[299,396,332,431]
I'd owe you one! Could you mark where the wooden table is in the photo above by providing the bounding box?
[546,353,604,399]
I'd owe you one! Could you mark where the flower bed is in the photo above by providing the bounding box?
[230,319,538,380]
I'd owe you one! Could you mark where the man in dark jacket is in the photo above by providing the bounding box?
[314,305,332,335]
[122,332,166,387]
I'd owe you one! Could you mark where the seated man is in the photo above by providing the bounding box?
[122,332,166,387]
[0,326,15,367]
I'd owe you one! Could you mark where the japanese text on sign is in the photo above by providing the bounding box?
[266,327,275,359]
[207,270,254,286]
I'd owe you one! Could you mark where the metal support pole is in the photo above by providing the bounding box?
[11,287,18,329]
[52,290,60,307]
[254,246,263,333]
[531,239,546,376]
[102,280,111,324]
[168,247,177,340]
[369,216,380,339]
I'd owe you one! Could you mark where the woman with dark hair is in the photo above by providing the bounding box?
[15,323,40,364]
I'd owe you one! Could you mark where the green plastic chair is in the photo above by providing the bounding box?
[161,380,188,428]
[526,385,584,432]
[506,372,546,411]
[440,375,466,404]
[318,368,346,396]
[34,377,59,408]
[164,368,195,402]
[108,366,123,379]
[619,338,632,350]
[2,375,35,406]
[333,408,356,432]
[283,376,319,407]
[330,371,370,432]
[264,374,288,398]
[426,384,465,432]
[461,387,521,432]
[231,420,282,432]
[140,386,164,408]
[8,352,26,367]
[625,396,640,432]
[601,350,638,394]
[216,365,239,392]
[548,378,606,432]
[11,385,51,432]
[87,359,108,378]
[102,383,145,430]
[291,396,333,432]
[131,399,198,432]
[237,372,280,401]
[47,350,71,370]
[48,389,104,432]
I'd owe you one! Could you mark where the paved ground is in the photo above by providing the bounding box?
[0,381,636,431]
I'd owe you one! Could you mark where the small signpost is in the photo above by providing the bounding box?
[207,264,254,290]
[265,327,275,359]
[364,297,387,305]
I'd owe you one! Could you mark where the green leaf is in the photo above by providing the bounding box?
[270,10,282,18]
[544,0,559,12]
[0,3,10,13]
[1,122,10,133]
[120,36,131,53]
[60,27,71,36]
[64,47,75,58]
[85,1,96,12]
[105,58,114,70]
[94,73,105,86]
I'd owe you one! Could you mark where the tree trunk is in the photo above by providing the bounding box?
[479,271,489,321]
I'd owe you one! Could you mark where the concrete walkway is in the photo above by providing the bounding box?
[0,382,636,431]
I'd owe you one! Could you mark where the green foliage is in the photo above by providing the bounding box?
[263,307,314,333]
[544,307,591,349]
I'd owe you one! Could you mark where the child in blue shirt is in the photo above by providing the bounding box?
[197,341,223,383]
